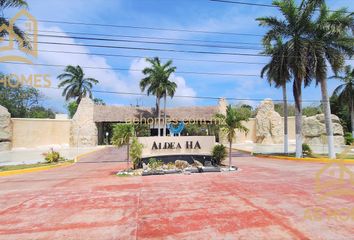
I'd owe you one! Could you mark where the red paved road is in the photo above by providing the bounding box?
[0,147,353,240]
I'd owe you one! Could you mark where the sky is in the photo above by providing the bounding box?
[0,0,353,114]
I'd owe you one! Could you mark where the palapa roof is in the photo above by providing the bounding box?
[93,105,219,123]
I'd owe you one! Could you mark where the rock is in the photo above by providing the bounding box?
[0,142,11,151]
[303,114,345,146]
[192,160,203,167]
[70,97,98,147]
[0,105,12,151]
[255,99,284,144]
[175,160,189,169]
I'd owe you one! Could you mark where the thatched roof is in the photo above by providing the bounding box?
[93,105,219,123]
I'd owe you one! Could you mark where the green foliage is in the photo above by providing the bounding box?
[302,143,313,157]
[134,124,151,137]
[0,80,55,118]
[212,144,227,165]
[303,105,322,117]
[344,133,354,145]
[67,101,78,118]
[274,103,296,117]
[57,65,99,104]
[43,150,64,163]
[111,124,135,147]
[28,106,55,119]
[93,98,105,105]
[330,95,351,132]
[148,158,163,170]
[129,138,143,169]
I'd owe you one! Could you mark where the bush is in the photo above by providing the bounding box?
[148,158,163,170]
[212,144,227,165]
[43,149,63,163]
[130,138,143,169]
[302,143,313,157]
[344,133,354,145]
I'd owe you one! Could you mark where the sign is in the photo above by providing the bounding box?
[138,136,215,158]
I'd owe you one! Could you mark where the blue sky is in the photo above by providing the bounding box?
[1,0,353,113]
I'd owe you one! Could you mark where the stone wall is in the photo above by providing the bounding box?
[70,97,98,147]
[0,105,12,151]
[11,118,71,149]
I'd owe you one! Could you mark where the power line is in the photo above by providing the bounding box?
[210,0,354,13]
[28,19,264,37]
[38,30,263,46]
[37,49,268,65]
[45,87,323,103]
[1,61,260,77]
[36,33,263,51]
[35,40,267,57]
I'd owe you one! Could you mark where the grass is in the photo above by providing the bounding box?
[0,160,74,172]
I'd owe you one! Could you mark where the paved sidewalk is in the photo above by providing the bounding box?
[0,147,353,239]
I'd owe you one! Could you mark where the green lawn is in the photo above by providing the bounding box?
[0,160,74,172]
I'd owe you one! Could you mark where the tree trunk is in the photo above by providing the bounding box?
[229,140,232,170]
[163,94,167,136]
[295,79,303,158]
[126,143,130,169]
[351,100,354,138]
[320,80,335,159]
[282,84,289,155]
[157,97,161,137]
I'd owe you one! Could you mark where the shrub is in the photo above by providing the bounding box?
[344,133,354,145]
[148,158,163,170]
[130,138,143,169]
[302,143,313,157]
[212,144,227,165]
[43,149,62,163]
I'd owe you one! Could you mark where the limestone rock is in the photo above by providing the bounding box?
[192,160,203,167]
[70,97,98,147]
[303,114,345,146]
[175,160,189,169]
[255,99,284,144]
[0,105,12,151]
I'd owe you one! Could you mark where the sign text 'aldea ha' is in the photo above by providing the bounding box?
[152,141,201,150]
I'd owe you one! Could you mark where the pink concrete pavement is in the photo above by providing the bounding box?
[0,148,353,240]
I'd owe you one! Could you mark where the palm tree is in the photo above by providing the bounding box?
[57,65,99,104]
[161,78,177,136]
[331,66,354,137]
[261,37,291,154]
[216,105,250,170]
[112,124,135,169]
[257,0,324,158]
[140,57,177,137]
[0,0,31,49]
[307,5,353,159]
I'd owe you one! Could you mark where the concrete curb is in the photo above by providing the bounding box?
[0,147,107,177]
[230,147,354,164]
[255,155,354,164]
[0,162,74,177]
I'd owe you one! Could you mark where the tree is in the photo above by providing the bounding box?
[66,101,78,118]
[0,80,44,118]
[140,57,177,137]
[161,75,177,136]
[331,65,354,137]
[28,106,55,119]
[111,124,135,168]
[57,65,99,104]
[0,0,31,50]
[307,4,353,159]
[261,37,291,154]
[257,0,327,158]
[216,105,250,170]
